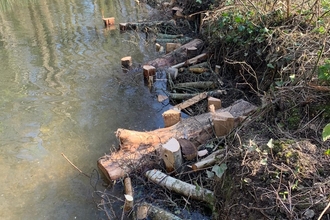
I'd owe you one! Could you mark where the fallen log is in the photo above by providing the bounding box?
[146,39,204,68]
[145,169,215,204]
[97,99,257,181]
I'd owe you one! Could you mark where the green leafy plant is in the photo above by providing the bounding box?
[322,123,330,141]
[207,163,227,178]
[318,59,330,82]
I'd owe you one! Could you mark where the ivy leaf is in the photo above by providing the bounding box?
[324,149,330,156]
[212,163,227,178]
[267,138,274,149]
[267,63,275,69]
[206,170,215,178]
[260,158,268,166]
[322,123,330,141]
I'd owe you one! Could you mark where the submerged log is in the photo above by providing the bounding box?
[146,39,204,68]
[97,99,257,181]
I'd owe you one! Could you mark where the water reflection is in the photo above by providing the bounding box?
[0,0,164,219]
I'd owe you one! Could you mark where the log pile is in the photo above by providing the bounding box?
[98,9,259,218]
[98,99,256,181]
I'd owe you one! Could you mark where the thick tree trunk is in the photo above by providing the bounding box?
[97,99,257,182]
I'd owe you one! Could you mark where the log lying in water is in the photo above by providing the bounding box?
[97,99,257,181]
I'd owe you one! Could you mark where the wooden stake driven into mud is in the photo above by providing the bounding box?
[103,17,115,27]
[142,65,156,79]
[124,177,134,212]
[162,108,181,127]
[121,56,132,68]
[97,99,257,181]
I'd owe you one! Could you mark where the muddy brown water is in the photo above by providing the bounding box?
[0,0,168,219]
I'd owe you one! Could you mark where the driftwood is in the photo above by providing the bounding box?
[97,99,257,181]
[146,39,204,68]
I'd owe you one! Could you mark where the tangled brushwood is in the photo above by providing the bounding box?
[199,0,330,219]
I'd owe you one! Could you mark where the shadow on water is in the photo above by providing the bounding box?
[0,0,167,219]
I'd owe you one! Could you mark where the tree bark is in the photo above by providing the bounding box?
[97,99,257,181]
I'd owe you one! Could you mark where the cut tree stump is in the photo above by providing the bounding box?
[146,39,204,68]
[161,138,183,173]
[97,99,257,181]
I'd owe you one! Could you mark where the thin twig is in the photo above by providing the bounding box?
[61,153,91,178]
[318,200,330,220]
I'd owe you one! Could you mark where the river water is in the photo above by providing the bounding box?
[0,0,165,219]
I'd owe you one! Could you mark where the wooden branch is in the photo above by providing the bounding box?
[146,39,204,68]
[192,150,225,170]
[174,92,208,110]
[157,33,184,39]
[168,90,226,100]
[145,169,215,204]
[119,20,176,31]
[156,38,191,44]
[171,53,208,69]
[136,202,182,220]
[97,99,257,181]
[173,81,215,90]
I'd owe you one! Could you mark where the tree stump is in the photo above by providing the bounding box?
[161,138,183,172]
